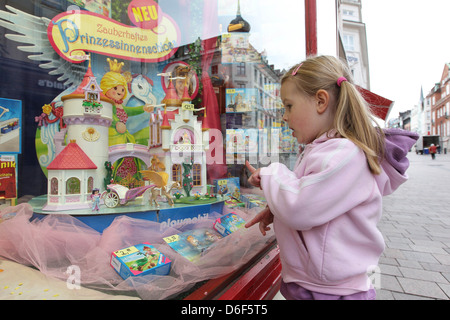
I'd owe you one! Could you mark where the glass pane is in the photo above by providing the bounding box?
[0,0,335,198]
[66,177,80,195]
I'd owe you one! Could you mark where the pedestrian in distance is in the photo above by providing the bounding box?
[429,143,437,160]
[245,55,418,300]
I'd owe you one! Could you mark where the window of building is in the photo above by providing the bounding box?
[87,177,94,193]
[211,65,218,75]
[343,34,355,51]
[50,177,58,195]
[343,10,355,16]
[192,164,201,186]
[172,164,182,184]
[66,177,80,195]
[237,62,246,76]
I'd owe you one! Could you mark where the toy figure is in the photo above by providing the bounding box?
[150,155,166,172]
[186,235,199,248]
[91,188,101,212]
[140,170,182,207]
[100,58,154,188]
[100,58,153,146]
[204,231,219,243]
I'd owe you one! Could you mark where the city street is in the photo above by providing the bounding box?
[378,151,450,299]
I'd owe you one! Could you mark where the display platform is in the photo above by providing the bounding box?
[29,195,225,233]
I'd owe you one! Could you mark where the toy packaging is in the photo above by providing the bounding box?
[163,228,222,262]
[240,193,267,210]
[224,197,245,209]
[110,242,171,280]
[213,212,246,237]
[213,177,240,198]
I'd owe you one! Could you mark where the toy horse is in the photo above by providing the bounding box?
[140,170,182,207]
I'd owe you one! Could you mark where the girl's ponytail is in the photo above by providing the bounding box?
[335,80,385,175]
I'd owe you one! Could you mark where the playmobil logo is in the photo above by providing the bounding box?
[159,213,210,231]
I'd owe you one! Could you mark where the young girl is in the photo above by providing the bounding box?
[245,55,418,300]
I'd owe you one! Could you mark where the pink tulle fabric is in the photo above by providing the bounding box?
[0,203,274,299]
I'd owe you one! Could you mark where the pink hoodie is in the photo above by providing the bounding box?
[259,129,418,295]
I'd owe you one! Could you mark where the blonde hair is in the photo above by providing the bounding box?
[100,59,129,100]
[281,55,384,175]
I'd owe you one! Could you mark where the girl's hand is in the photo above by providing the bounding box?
[245,206,274,236]
[245,160,262,189]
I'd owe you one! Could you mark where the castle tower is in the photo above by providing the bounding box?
[60,60,114,191]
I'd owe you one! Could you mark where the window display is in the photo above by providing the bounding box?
[0,0,303,200]
[0,0,307,300]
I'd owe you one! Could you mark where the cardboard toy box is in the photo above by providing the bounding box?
[213,212,246,237]
[163,228,222,262]
[240,193,267,210]
[110,242,171,279]
[213,177,240,198]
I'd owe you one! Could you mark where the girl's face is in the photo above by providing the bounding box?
[175,79,185,97]
[106,85,126,101]
[281,80,323,145]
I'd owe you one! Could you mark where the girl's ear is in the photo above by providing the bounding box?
[315,89,330,114]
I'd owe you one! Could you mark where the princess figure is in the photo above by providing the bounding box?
[91,188,101,212]
[100,58,153,146]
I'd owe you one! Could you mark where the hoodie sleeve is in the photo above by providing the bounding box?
[259,139,376,231]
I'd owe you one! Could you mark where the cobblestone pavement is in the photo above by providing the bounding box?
[377,151,450,300]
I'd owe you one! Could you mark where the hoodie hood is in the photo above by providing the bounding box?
[376,128,419,195]
[383,128,419,175]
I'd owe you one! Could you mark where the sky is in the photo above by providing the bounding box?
[219,0,450,123]
[363,0,450,121]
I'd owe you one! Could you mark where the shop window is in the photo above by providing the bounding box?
[192,164,201,186]
[66,177,80,195]
[50,177,58,195]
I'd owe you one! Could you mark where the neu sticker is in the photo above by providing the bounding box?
[128,0,162,30]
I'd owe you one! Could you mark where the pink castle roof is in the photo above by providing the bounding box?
[47,141,97,170]
[70,64,108,99]
[61,60,112,103]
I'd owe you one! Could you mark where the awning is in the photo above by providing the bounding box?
[356,85,395,121]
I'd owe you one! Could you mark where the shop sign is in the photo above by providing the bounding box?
[47,6,180,63]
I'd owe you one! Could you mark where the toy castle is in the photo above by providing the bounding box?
[43,59,209,211]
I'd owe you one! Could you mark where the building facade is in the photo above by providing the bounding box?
[337,0,370,90]
[425,63,450,152]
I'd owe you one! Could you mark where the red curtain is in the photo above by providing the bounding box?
[201,0,227,181]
